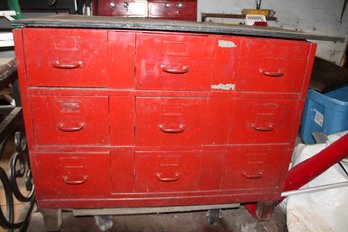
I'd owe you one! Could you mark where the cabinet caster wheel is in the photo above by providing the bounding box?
[206,209,221,225]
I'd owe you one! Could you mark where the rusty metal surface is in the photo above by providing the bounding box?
[13,14,345,42]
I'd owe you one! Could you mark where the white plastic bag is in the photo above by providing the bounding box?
[287,131,348,232]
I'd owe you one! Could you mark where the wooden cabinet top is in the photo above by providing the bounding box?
[13,14,344,42]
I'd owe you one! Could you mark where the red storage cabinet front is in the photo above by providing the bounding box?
[14,25,316,215]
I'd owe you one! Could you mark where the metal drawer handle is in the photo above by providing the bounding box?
[123,2,129,8]
[259,69,284,77]
[156,172,180,182]
[161,65,189,74]
[63,175,88,185]
[57,122,86,132]
[52,60,82,69]
[251,123,274,132]
[164,2,171,8]
[158,124,185,133]
[242,171,264,179]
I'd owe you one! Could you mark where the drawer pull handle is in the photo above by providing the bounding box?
[63,175,88,185]
[52,60,82,69]
[158,124,185,133]
[57,122,86,132]
[251,123,274,132]
[243,171,264,179]
[260,69,284,77]
[161,65,189,74]
[156,173,180,182]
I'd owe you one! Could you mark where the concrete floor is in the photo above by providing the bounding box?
[26,205,287,232]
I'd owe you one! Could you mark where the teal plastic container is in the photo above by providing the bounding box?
[301,85,348,144]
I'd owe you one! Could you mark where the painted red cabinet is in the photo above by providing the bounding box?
[94,0,197,21]
[148,0,197,20]
[13,15,317,226]
[96,0,148,17]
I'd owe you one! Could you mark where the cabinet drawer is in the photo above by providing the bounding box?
[236,38,309,92]
[97,0,147,16]
[228,97,297,144]
[33,152,110,197]
[136,33,215,90]
[24,28,107,87]
[31,95,109,145]
[222,145,288,189]
[135,151,200,192]
[135,97,207,146]
[148,1,197,20]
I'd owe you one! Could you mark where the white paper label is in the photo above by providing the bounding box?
[211,83,235,91]
[218,40,237,48]
[313,109,324,127]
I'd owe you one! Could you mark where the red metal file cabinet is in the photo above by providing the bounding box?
[13,16,316,226]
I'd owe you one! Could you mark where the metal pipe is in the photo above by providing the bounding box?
[280,133,348,202]
[281,181,348,197]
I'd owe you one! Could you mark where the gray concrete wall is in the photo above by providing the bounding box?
[198,0,348,64]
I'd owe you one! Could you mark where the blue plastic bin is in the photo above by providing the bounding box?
[301,85,348,144]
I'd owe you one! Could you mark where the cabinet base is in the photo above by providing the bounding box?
[73,203,240,216]
[41,209,62,232]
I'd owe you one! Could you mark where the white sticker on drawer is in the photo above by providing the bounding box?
[313,109,324,127]
[218,40,237,48]
[211,83,235,90]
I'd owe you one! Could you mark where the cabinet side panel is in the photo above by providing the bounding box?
[13,29,36,151]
